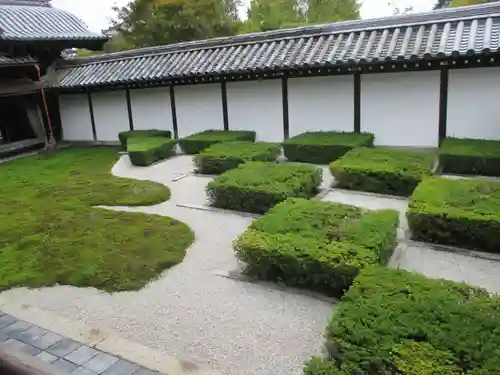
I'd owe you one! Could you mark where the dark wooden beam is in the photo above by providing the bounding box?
[354,72,361,133]
[125,88,134,131]
[282,77,289,140]
[87,89,97,141]
[438,67,449,145]
[221,81,229,131]
[170,85,179,139]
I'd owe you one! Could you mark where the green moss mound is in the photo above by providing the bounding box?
[0,147,194,292]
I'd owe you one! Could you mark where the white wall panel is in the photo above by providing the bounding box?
[92,90,130,142]
[447,67,500,140]
[130,87,173,133]
[175,84,224,138]
[59,94,94,141]
[361,71,440,147]
[288,75,354,136]
[227,80,283,142]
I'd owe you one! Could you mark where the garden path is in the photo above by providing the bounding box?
[2,155,500,375]
[0,155,334,375]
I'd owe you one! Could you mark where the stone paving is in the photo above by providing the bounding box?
[0,312,159,375]
[2,154,500,375]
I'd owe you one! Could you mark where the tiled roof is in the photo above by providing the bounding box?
[51,2,500,89]
[0,4,108,41]
[0,54,36,66]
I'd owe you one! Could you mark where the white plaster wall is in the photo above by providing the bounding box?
[361,71,440,147]
[288,75,354,136]
[175,84,224,138]
[130,87,173,133]
[447,67,500,140]
[59,94,94,141]
[227,80,283,142]
[92,90,130,142]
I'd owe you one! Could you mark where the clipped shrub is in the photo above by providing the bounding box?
[440,137,500,176]
[179,130,256,154]
[194,141,281,174]
[304,358,346,375]
[392,341,463,375]
[330,147,436,196]
[128,137,177,166]
[118,129,172,150]
[282,131,374,164]
[233,198,398,296]
[206,162,322,214]
[320,266,500,375]
[408,176,500,253]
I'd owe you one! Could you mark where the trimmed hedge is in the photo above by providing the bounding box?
[206,162,321,214]
[179,130,256,154]
[118,129,172,150]
[282,131,374,164]
[440,137,500,176]
[194,141,281,174]
[330,147,436,196]
[408,176,500,253]
[128,137,177,166]
[234,198,398,296]
[306,266,500,374]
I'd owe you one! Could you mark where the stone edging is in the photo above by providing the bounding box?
[175,203,262,219]
[0,301,222,375]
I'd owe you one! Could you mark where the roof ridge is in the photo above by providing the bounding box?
[62,1,500,67]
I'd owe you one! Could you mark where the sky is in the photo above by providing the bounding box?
[51,0,437,33]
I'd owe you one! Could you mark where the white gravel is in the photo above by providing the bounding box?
[0,155,334,375]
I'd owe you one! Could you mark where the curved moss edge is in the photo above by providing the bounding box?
[0,147,194,292]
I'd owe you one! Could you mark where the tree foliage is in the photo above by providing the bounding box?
[243,0,360,32]
[113,0,240,48]
[434,0,495,9]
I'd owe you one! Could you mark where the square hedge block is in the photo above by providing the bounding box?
[306,266,500,374]
[127,137,177,166]
[234,198,399,296]
[179,130,256,155]
[408,176,500,253]
[206,162,322,214]
[440,137,500,176]
[118,129,171,150]
[330,147,436,196]
[194,141,281,174]
[282,131,374,164]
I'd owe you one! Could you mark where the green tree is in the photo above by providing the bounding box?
[242,0,360,33]
[307,0,359,24]
[113,0,240,48]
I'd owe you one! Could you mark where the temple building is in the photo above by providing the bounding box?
[0,0,107,157]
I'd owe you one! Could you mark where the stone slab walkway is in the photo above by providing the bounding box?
[0,312,160,375]
[0,155,333,375]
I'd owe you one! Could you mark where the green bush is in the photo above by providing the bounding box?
[304,358,346,375]
[206,162,322,214]
[408,176,500,253]
[330,147,436,196]
[283,131,374,164]
[234,198,398,296]
[179,130,256,154]
[319,266,500,374]
[118,129,172,150]
[128,137,177,166]
[440,137,500,176]
[194,141,281,174]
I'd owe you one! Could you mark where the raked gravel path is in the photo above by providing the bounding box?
[0,155,334,375]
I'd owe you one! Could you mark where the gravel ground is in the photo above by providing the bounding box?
[0,155,334,375]
[390,243,500,293]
